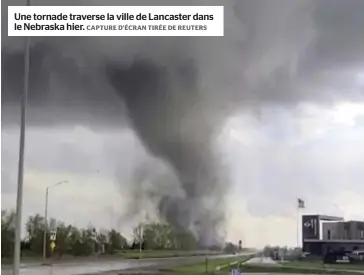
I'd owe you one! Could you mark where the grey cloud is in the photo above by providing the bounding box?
[226,140,364,217]
[291,0,364,104]
[354,115,364,126]
[312,0,364,69]
[2,0,319,123]
[1,128,145,182]
[2,0,364,245]
[2,0,364,110]
[1,169,17,194]
[218,106,364,218]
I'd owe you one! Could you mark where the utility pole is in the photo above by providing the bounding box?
[42,180,68,261]
[13,1,31,274]
[43,187,49,260]
[139,224,143,259]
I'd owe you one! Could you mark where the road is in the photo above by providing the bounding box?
[244,257,364,274]
[1,253,256,275]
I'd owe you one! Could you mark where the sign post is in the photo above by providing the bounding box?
[50,241,56,252]
[50,229,57,261]
[139,225,143,259]
[92,228,97,254]
[50,230,57,242]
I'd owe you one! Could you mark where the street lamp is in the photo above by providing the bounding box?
[43,180,68,260]
[13,1,31,274]
[139,224,144,259]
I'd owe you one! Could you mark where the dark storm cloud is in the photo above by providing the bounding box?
[294,0,364,103]
[313,0,364,69]
[2,0,364,245]
[3,0,363,114]
[1,39,126,128]
[1,128,142,179]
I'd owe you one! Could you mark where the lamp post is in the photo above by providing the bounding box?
[13,1,31,274]
[139,224,143,259]
[43,180,68,261]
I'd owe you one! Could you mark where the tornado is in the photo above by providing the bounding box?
[2,39,229,247]
[106,58,228,246]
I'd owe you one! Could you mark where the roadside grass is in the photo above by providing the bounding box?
[219,260,364,275]
[1,250,221,266]
[282,260,364,271]
[169,255,253,274]
[1,250,43,265]
[120,250,222,259]
[225,264,362,274]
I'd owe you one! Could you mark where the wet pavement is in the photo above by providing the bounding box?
[1,253,256,275]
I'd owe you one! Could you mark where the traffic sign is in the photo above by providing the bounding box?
[50,241,56,251]
[50,230,57,241]
[92,228,97,240]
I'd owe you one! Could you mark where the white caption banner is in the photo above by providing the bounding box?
[8,6,224,37]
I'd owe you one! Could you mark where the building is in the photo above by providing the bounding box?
[302,214,364,256]
[322,221,364,240]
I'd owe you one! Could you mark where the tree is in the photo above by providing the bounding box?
[1,209,16,258]
[263,245,272,257]
[26,214,45,254]
[53,222,72,257]
[71,228,94,256]
[107,229,127,254]
[69,226,82,256]
[82,228,96,255]
[139,222,172,250]
[157,223,174,249]
[143,223,158,250]
[68,226,81,248]
[174,231,197,250]
[224,242,238,253]
[132,223,144,250]
[1,208,203,259]
[96,230,108,254]
[140,222,197,250]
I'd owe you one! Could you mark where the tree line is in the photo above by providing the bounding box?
[1,209,199,259]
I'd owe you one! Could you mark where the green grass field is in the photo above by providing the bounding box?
[227,260,364,274]
[170,255,253,274]
[1,250,222,265]
[120,250,222,259]
[1,250,222,266]
[282,260,364,271]
[229,265,361,274]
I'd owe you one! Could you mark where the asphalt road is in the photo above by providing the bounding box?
[1,253,256,275]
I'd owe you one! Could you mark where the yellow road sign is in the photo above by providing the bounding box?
[50,241,56,251]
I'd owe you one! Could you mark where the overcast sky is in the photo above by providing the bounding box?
[2,0,364,248]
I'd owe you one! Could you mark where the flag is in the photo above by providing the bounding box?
[298,198,305,209]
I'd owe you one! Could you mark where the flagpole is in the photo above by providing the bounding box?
[297,204,299,249]
[296,198,304,250]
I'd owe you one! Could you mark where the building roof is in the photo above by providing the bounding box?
[303,214,344,221]
[304,238,364,244]
[317,215,344,221]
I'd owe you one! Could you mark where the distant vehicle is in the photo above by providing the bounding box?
[350,250,364,261]
[271,249,279,261]
[323,251,352,264]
